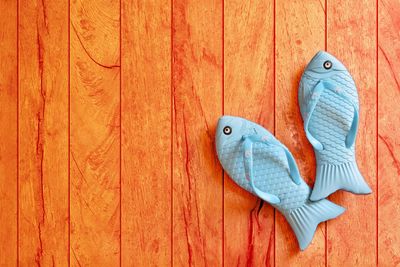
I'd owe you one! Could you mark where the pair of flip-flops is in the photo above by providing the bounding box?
[215,51,371,250]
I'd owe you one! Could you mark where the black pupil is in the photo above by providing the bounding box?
[324,61,332,69]
[223,126,232,135]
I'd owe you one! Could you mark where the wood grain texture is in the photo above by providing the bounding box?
[327,1,377,266]
[223,0,275,265]
[0,0,17,265]
[1,1,399,265]
[378,0,400,265]
[121,0,171,266]
[18,0,69,265]
[172,0,223,265]
[275,1,326,265]
[70,0,120,265]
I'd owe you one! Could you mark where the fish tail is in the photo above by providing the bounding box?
[310,161,372,201]
[284,199,345,250]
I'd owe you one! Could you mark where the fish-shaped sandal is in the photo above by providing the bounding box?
[216,115,345,250]
[298,51,372,201]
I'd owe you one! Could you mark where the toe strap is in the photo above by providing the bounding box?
[304,80,359,150]
[241,134,303,205]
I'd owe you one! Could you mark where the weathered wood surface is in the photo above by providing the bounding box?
[378,0,400,266]
[0,0,397,265]
[121,0,171,266]
[70,0,120,265]
[275,1,326,266]
[0,0,17,265]
[327,1,377,266]
[224,0,275,266]
[19,0,69,265]
[172,0,223,265]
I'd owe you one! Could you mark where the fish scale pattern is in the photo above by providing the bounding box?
[302,71,359,165]
[220,140,310,211]
[216,114,347,250]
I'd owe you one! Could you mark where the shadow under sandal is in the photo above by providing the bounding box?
[215,116,345,250]
[298,51,372,201]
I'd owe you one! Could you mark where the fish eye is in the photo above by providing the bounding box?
[323,60,332,69]
[223,126,232,135]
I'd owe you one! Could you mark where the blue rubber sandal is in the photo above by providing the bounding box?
[216,115,345,250]
[299,51,372,201]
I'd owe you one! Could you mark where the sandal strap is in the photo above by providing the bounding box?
[241,134,303,204]
[304,80,359,151]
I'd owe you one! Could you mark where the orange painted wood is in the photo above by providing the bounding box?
[172,0,223,265]
[18,0,69,265]
[1,1,400,265]
[70,0,120,264]
[327,1,377,266]
[121,0,171,266]
[0,0,17,265]
[275,0,326,265]
[378,0,400,265]
[223,0,275,265]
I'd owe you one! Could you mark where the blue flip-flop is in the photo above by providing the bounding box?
[216,115,345,250]
[298,51,372,201]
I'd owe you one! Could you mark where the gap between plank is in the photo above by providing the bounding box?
[325,1,328,267]
[375,0,379,266]
[221,0,225,266]
[119,0,122,264]
[170,0,174,265]
[273,0,276,266]
[16,0,20,265]
[68,0,71,264]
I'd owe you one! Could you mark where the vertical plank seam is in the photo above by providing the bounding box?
[325,0,327,52]
[375,0,379,266]
[222,0,225,266]
[273,1,276,142]
[170,0,174,265]
[273,0,276,266]
[324,1,328,267]
[16,0,20,265]
[272,0,276,267]
[119,0,122,264]
[68,0,71,264]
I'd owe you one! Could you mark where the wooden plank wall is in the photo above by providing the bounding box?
[275,1,326,265]
[224,0,275,266]
[19,0,69,265]
[0,0,17,265]
[0,0,398,266]
[121,0,171,266]
[327,1,377,266]
[378,0,400,265]
[172,0,223,265]
[70,0,120,265]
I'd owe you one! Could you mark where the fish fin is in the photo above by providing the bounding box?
[310,161,372,201]
[285,199,345,250]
